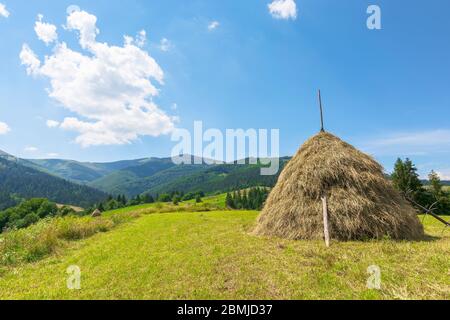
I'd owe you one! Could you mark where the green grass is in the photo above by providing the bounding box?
[0,211,140,271]
[0,206,448,300]
[185,193,227,208]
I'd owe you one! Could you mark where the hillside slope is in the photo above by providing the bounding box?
[144,161,288,196]
[0,209,448,299]
[89,157,290,197]
[0,157,107,208]
[28,158,152,184]
[89,163,208,196]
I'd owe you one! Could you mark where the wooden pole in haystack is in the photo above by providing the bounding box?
[318,90,325,132]
[321,195,330,247]
[318,90,330,246]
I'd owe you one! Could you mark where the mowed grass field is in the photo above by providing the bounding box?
[0,204,449,300]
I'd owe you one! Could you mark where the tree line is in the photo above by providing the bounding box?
[225,187,270,210]
[0,198,77,232]
[392,158,450,214]
[94,191,206,212]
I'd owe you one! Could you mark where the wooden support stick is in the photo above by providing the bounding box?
[321,195,330,247]
[318,90,325,132]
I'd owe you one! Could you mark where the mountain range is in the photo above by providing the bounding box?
[30,155,290,197]
[0,151,107,210]
[0,149,289,208]
[1,147,449,210]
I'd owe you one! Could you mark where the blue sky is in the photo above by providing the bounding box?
[0,0,449,179]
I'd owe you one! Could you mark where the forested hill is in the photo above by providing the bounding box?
[88,157,291,197]
[0,157,107,209]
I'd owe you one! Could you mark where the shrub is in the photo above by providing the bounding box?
[158,194,172,202]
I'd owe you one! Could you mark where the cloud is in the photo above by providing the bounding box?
[362,129,450,156]
[159,38,171,52]
[208,21,220,31]
[0,121,10,134]
[24,146,38,153]
[20,9,175,147]
[124,30,146,48]
[436,170,450,180]
[46,120,60,128]
[19,44,41,75]
[66,10,99,49]
[268,0,297,20]
[47,152,59,158]
[35,14,58,45]
[0,3,9,18]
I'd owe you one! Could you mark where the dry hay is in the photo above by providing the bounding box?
[254,132,424,241]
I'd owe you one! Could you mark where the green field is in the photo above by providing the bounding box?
[0,203,449,300]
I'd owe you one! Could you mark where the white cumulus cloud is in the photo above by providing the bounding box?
[159,38,171,52]
[436,170,450,180]
[19,44,41,75]
[47,152,59,158]
[20,9,176,147]
[208,21,220,31]
[268,0,297,20]
[24,146,38,153]
[124,30,146,48]
[34,14,58,45]
[0,121,10,134]
[46,120,60,128]
[66,10,99,49]
[0,3,9,18]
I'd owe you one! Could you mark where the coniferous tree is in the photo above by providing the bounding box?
[97,202,105,212]
[172,195,181,205]
[228,187,269,210]
[429,170,443,199]
[143,194,154,204]
[225,192,234,209]
[392,158,423,200]
[242,190,248,209]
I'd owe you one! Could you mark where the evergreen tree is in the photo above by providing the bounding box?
[392,158,423,198]
[225,192,234,209]
[242,190,248,209]
[158,194,171,202]
[143,194,154,204]
[429,170,443,199]
[235,191,242,209]
[228,187,269,210]
[135,194,142,204]
[172,196,180,205]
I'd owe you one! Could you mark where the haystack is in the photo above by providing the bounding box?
[254,131,424,241]
[91,209,102,218]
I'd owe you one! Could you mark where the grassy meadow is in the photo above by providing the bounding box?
[0,196,449,300]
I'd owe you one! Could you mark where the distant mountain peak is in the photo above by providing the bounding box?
[0,149,17,161]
